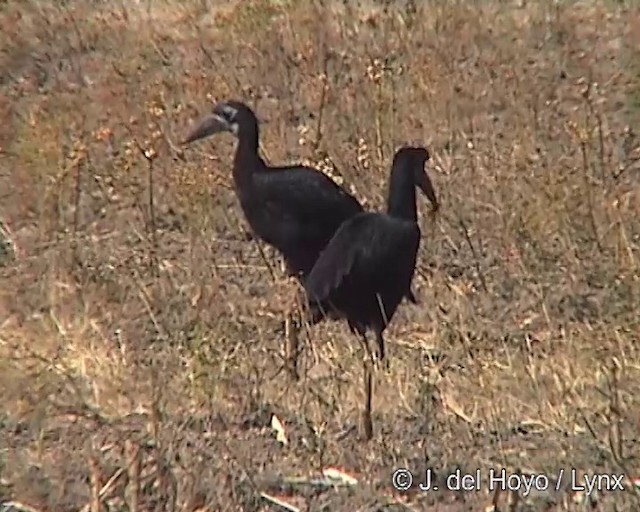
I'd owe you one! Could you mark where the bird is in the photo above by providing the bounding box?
[303,145,438,439]
[181,100,419,316]
[304,145,438,362]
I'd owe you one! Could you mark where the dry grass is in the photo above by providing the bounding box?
[1,0,640,510]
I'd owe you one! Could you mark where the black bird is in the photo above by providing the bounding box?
[181,100,419,311]
[304,146,439,363]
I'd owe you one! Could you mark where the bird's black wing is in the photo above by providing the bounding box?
[305,213,420,302]
[258,166,362,229]
[254,167,362,268]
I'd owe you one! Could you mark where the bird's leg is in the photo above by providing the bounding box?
[374,329,389,372]
[285,304,302,381]
[360,335,374,441]
[355,329,376,371]
[281,260,300,381]
[356,331,375,441]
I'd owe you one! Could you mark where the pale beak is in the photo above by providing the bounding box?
[181,113,229,145]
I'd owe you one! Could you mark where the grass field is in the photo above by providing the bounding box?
[1,1,640,510]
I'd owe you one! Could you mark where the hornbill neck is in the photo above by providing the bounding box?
[232,116,265,192]
[386,160,418,222]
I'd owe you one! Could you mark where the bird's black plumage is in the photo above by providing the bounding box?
[182,100,363,279]
[304,146,438,361]
[182,100,417,317]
